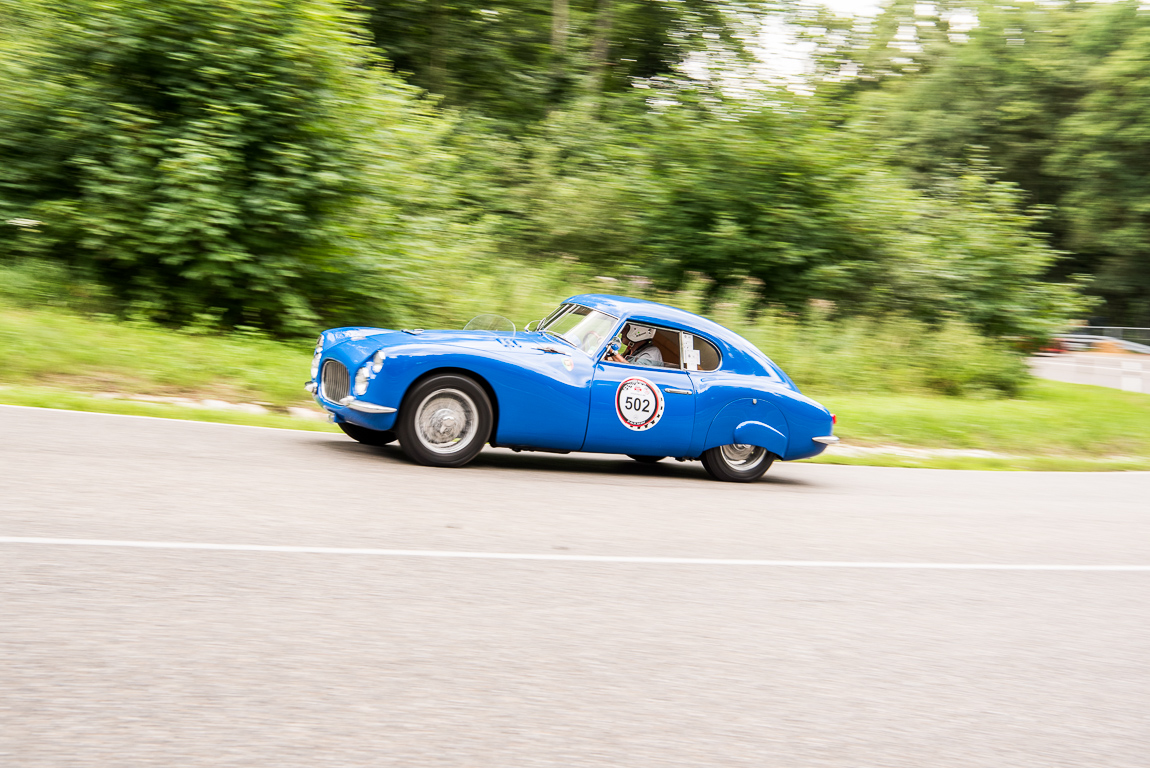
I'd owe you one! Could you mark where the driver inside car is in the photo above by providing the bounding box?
[606,324,664,368]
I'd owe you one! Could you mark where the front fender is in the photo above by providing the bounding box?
[318,337,594,451]
[703,398,788,457]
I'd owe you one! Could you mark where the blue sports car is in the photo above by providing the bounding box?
[306,294,837,482]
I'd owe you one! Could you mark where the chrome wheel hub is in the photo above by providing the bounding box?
[720,443,767,470]
[415,389,478,454]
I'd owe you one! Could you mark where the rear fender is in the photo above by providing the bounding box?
[733,420,787,457]
[703,398,788,457]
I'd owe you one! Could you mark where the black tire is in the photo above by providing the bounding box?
[700,444,775,482]
[338,422,396,447]
[627,455,666,464]
[396,374,493,468]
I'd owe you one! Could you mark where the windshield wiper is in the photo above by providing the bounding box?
[540,329,576,348]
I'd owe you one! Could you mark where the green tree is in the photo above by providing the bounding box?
[363,0,558,125]
[457,92,1085,338]
[816,0,1150,323]
[1051,22,1150,324]
[362,0,754,124]
[0,0,444,332]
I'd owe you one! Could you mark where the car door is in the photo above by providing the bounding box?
[581,325,696,457]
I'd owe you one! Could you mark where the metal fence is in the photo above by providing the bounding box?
[1064,326,1150,346]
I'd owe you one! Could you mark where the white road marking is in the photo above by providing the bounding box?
[1,537,1148,571]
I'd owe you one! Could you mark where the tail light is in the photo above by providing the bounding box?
[832,414,837,425]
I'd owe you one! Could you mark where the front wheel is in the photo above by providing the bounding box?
[338,422,396,447]
[700,444,775,483]
[397,374,493,468]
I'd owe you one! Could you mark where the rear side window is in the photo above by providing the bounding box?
[682,334,721,372]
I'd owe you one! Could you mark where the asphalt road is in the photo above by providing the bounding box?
[2,405,1149,767]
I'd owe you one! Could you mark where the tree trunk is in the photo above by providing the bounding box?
[429,2,447,95]
[551,0,568,53]
[551,0,568,79]
[591,0,612,92]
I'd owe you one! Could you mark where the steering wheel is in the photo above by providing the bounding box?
[580,330,603,353]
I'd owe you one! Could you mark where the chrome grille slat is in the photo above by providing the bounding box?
[321,359,350,403]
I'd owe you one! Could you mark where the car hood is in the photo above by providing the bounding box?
[324,328,577,357]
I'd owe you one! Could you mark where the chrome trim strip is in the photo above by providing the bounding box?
[340,397,397,414]
[812,435,840,445]
[663,387,692,395]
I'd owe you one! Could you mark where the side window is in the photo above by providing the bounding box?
[606,323,683,370]
[646,328,683,369]
[682,334,721,372]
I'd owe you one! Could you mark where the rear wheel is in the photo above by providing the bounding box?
[700,444,775,483]
[397,374,493,468]
[338,422,396,447]
[627,455,665,464]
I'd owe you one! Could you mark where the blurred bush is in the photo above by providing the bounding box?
[0,0,450,334]
[817,0,1150,326]
[0,259,112,314]
[679,283,1029,398]
[0,0,1091,357]
[448,102,1089,342]
[754,315,1029,398]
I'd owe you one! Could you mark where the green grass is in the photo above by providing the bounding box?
[802,380,1150,470]
[2,297,1148,469]
[804,454,1150,471]
[813,380,1150,455]
[0,385,339,432]
[0,302,316,408]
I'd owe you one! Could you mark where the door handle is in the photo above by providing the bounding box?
[663,387,692,395]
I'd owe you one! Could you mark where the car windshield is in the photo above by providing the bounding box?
[538,304,618,354]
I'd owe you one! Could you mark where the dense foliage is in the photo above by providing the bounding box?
[0,0,445,332]
[3,0,1129,342]
[361,0,749,124]
[813,0,1150,324]
[452,100,1080,337]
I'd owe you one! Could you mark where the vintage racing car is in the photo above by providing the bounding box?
[306,294,837,482]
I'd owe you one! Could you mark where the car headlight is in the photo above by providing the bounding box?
[371,349,385,373]
[354,364,371,396]
[310,335,324,378]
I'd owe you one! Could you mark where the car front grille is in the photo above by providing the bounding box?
[321,359,350,403]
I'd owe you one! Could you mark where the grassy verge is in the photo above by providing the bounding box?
[0,301,317,408]
[804,454,1150,471]
[806,380,1150,470]
[0,385,339,432]
[2,298,1148,469]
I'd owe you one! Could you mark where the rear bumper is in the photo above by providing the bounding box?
[812,435,840,445]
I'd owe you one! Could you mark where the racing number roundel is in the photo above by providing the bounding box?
[615,377,665,431]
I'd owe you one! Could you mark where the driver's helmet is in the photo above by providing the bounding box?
[621,323,656,356]
[625,324,657,343]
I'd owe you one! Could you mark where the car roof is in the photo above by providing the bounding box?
[562,293,792,384]
[565,293,723,331]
